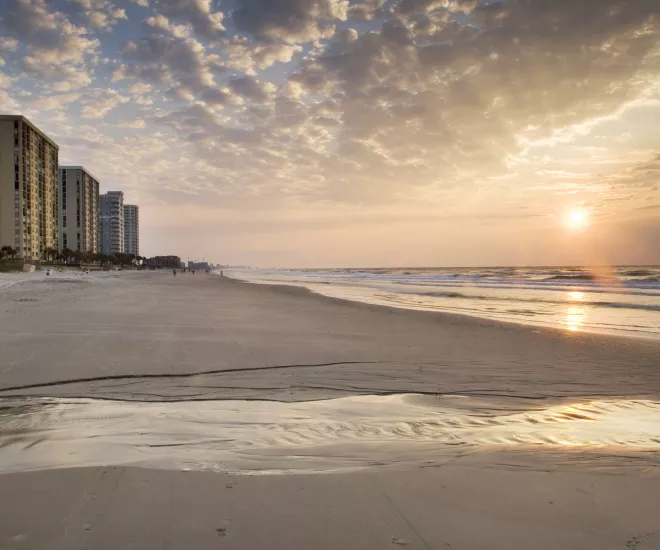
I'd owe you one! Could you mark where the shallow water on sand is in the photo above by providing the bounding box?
[1,395,659,475]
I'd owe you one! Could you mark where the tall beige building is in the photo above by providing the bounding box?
[59,166,100,253]
[0,115,60,260]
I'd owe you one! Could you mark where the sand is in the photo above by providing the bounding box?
[1,271,660,549]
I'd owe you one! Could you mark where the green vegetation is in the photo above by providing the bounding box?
[2,245,147,269]
[0,246,21,272]
[0,246,18,261]
[43,247,147,267]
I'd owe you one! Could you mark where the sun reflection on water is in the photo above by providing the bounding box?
[565,305,586,331]
[568,291,585,302]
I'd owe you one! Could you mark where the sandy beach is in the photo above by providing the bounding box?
[1,271,660,549]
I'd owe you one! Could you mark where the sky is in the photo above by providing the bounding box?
[1,0,659,267]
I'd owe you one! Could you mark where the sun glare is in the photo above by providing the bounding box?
[565,208,589,230]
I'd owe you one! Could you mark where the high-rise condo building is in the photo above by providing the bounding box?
[100,191,124,255]
[123,204,139,256]
[59,166,100,253]
[0,115,59,260]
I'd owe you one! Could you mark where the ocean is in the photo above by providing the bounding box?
[224,266,660,339]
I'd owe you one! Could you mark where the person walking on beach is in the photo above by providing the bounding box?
[173,269,176,277]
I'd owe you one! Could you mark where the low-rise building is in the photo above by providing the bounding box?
[145,256,182,269]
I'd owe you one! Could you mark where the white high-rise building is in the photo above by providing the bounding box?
[123,204,139,256]
[59,166,100,253]
[0,115,59,260]
[100,191,124,255]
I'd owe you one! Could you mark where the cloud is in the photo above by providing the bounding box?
[0,0,99,89]
[128,82,153,94]
[144,13,192,37]
[231,0,348,43]
[223,38,303,74]
[32,92,81,110]
[0,37,19,51]
[605,152,660,191]
[151,0,224,40]
[118,34,216,93]
[227,76,273,102]
[117,119,147,128]
[0,90,20,112]
[69,0,127,29]
[79,88,129,118]
[635,203,660,211]
[348,0,386,21]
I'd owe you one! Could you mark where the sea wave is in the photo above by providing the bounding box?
[543,274,601,281]
[408,290,660,313]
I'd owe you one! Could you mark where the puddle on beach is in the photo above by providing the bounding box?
[0,395,659,475]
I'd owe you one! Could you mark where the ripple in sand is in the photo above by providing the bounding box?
[0,395,659,474]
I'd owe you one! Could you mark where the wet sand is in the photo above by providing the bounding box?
[0,271,659,402]
[1,271,660,549]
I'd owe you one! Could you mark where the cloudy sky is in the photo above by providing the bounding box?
[1,0,659,266]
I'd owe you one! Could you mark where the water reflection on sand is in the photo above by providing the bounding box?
[1,395,659,475]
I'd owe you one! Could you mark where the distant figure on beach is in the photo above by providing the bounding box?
[221,270,224,277]
[173,269,176,277]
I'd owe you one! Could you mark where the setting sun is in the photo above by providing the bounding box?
[565,208,589,230]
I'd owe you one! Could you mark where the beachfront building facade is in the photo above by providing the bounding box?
[59,166,100,253]
[100,191,124,255]
[0,115,60,260]
[123,204,139,256]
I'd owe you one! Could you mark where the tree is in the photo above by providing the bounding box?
[0,245,9,260]
[43,247,57,263]
[62,248,73,264]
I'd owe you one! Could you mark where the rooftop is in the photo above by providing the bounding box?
[59,165,101,183]
[0,114,60,149]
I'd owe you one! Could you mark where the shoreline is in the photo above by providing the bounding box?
[1,271,659,404]
[221,273,659,344]
[222,269,660,340]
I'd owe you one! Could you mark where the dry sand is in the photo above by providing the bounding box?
[1,270,660,549]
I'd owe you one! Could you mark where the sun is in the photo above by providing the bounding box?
[565,208,589,230]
